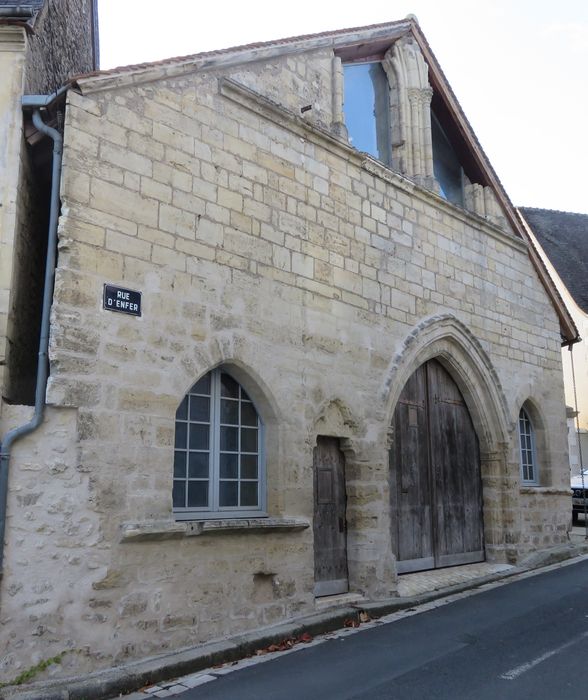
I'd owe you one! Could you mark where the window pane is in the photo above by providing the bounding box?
[172,480,186,508]
[188,451,209,478]
[174,368,265,515]
[174,450,187,478]
[174,422,187,449]
[220,399,239,425]
[187,481,208,507]
[343,62,391,164]
[189,423,210,450]
[241,428,258,453]
[190,395,210,422]
[176,396,188,420]
[240,481,258,507]
[241,454,258,479]
[220,426,238,451]
[432,110,463,206]
[219,480,238,507]
[220,373,239,398]
[241,402,258,427]
[190,374,211,395]
[220,453,238,479]
[519,408,537,483]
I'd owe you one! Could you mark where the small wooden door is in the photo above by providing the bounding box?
[313,437,349,596]
[391,359,484,573]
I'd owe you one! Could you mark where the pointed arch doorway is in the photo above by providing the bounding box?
[391,359,484,573]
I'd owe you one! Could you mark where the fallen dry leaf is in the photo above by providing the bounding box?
[255,633,314,656]
[344,617,360,628]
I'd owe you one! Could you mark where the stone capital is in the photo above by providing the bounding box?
[0,26,26,52]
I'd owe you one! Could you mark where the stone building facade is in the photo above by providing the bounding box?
[0,17,578,681]
[0,0,98,403]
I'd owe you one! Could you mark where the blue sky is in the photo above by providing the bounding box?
[98,0,588,214]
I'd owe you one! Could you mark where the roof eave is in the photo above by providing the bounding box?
[74,19,412,94]
[411,24,578,346]
[412,24,519,230]
[516,210,580,346]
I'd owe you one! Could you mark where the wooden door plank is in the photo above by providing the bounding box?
[314,437,349,596]
[428,360,484,565]
[392,364,434,571]
[392,359,484,575]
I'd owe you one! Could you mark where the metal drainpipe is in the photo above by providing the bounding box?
[0,106,63,573]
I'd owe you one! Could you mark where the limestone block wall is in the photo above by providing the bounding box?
[230,48,334,131]
[0,48,571,678]
[0,405,98,680]
[518,490,570,552]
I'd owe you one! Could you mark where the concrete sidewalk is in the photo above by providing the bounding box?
[3,538,588,700]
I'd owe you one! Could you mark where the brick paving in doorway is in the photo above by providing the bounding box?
[397,561,514,597]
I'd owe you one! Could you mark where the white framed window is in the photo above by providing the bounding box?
[173,368,265,519]
[518,407,538,485]
[343,61,392,166]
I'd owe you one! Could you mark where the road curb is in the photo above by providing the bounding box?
[3,540,588,700]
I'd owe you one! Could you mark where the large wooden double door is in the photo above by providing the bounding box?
[391,359,484,573]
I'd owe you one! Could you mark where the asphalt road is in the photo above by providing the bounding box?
[173,557,588,700]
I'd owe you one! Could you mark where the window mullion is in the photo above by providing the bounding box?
[211,369,221,511]
[173,367,265,519]
[237,384,242,508]
[259,421,265,512]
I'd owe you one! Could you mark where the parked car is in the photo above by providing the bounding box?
[571,469,588,524]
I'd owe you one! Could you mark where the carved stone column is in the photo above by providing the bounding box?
[382,36,436,190]
[331,55,348,139]
[463,175,508,229]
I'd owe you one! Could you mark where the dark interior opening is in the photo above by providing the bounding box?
[4,134,52,405]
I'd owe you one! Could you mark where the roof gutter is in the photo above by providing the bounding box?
[0,89,66,574]
[21,84,69,109]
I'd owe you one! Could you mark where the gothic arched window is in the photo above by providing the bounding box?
[173,368,264,519]
[518,406,538,485]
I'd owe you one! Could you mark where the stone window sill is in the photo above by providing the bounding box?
[120,517,310,542]
[519,487,571,496]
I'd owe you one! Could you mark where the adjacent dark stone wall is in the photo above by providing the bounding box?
[24,0,96,94]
